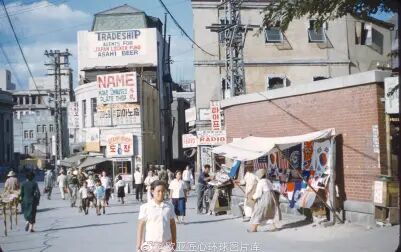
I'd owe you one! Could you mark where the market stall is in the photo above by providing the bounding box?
[212,128,342,223]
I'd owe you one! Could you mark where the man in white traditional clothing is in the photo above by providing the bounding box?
[235,166,258,222]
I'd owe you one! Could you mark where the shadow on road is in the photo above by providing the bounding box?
[39,221,127,233]
[106,211,138,216]
[276,219,313,231]
[187,217,238,225]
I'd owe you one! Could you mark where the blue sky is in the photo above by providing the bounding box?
[0,0,194,89]
[0,1,395,90]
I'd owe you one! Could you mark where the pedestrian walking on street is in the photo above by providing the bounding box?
[235,166,258,222]
[197,165,213,214]
[136,180,177,252]
[116,175,125,204]
[4,171,19,192]
[158,165,169,185]
[100,171,112,206]
[144,170,158,202]
[182,165,194,192]
[248,169,281,232]
[57,170,67,200]
[44,169,55,200]
[95,180,106,215]
[169,170,187,224]
[20,171,40,233]
[68,170,79,207]
[79,181,90,215]
[134,168,144,202]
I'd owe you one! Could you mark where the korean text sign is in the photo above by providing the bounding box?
[210,101,221,130]
[106,134,134,158]
[95,103,141,126]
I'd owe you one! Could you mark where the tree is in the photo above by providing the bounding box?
[263,0,399,31]
[263,1,400,252]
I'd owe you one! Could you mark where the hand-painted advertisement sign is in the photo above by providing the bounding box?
[210,101,222,130]
[197,130,226,146]
[67,102,79,129]
[95,103,141,126]
[97,72,138,104]
[106,134,134,158]
[182,134,197,148]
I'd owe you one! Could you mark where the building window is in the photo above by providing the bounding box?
[24,146,28,154]
[42,125,47,133]
[29,130,34,139]
[91,98,97,127]
[7,144,10,162]
[49,124,53,132]
[308,20,327,43]
[24,130,29,139]
[13,96,17,104]
[51,109,55,116]
[6,119,9,133]
[313,76,329,81]
[37,125,41,133]
[25,96,29,105]
[32,96,36,104]
[355,22,372,45]
[82,100,87,128]
[266,74,289,90]
[265,22,283,43]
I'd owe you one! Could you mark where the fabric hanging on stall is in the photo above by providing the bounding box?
[277,151,290,182]
[288,181,303,208]
[268,152,279,178]
[253,156,268,171]
[302,141,314,171]
[312,140,331,177]
[283,143,302,170]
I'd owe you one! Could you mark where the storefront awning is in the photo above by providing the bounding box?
[78,157,110,169]
[61,155,86,167]
[212,128,336,161]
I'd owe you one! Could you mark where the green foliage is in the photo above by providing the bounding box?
[263,0,400,31]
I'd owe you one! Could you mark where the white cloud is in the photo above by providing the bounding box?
[0,1,91,89]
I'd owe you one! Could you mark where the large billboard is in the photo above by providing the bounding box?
[95,103,141,126]
[97,72,138,104]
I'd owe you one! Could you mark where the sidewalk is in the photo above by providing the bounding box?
[1,184,398,252]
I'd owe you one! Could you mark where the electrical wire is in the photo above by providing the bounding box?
[0,43,23,88]
[0,0,49,107]
[157,0,216,57]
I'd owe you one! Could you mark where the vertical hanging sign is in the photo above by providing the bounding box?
[210,101,221,130]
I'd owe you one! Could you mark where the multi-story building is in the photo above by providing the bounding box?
[191,0,394,127]
[0,70,14,170]
[73,4,171,181]
[12,74,72,159]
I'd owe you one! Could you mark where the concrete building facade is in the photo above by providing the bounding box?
[0,89,14,169]
[191,0,394,122]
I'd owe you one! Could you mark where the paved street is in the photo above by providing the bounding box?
[1,183,398,252]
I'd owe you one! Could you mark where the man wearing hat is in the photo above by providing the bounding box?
[4,170,19,192]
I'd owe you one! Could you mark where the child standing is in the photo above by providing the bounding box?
[136,180,177,252]
[79,181,89,215]
[94,180,106,216]
[116,175,125,204]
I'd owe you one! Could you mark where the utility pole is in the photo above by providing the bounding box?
[44,49,71,171]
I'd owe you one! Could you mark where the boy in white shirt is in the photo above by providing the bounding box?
[78,181,89,215]
[136,180,176,252]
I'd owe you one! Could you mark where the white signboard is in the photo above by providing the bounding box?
[199,108,211,121]
[182,134,197,148]
[88,30,146,59]
[374,180,384,204]
[200,146,212,169]
[67,102,79,129]
[197,130,227,146]
[84,128,100,152]
[372,125,380,154]
[185,107,196,123]
[97,72,138,104]
[95,103,141,126]
[210,101,222,130]
[106,134,134,157]
[385,77,399,114]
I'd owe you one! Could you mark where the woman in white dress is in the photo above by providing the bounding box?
[248,169,281,232]
[144,170,158,202]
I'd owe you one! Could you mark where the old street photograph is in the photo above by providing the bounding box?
[0,0,400,251]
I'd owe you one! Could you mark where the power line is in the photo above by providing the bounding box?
[0,0,68,19]
[157,0,216,57]
[1,0,45,104]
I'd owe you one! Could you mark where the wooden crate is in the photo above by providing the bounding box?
[374,206,388,221]
[388,207,399,225]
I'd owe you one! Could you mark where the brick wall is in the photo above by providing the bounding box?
[224,83,387,202]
